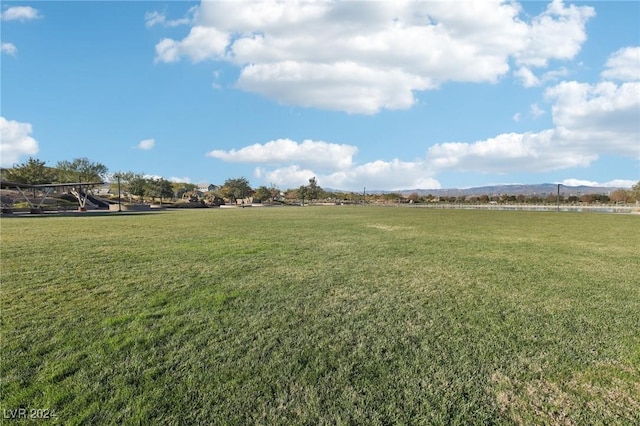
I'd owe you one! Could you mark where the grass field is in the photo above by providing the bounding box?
[1,207,639,424]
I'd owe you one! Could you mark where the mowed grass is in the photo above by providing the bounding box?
[1,207,639,424]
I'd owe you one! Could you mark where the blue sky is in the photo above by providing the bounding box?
[1,1,638,191]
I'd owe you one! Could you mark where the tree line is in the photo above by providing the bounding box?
[0,157,328,205]
[2,156,639,205]
[1,157,108,185]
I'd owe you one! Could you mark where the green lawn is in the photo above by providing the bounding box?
[1,207,639,424]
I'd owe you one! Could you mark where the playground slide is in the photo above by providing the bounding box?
[69,189,98,209]
[81,191,112,208]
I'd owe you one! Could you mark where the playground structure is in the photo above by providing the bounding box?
[0,180,107,214]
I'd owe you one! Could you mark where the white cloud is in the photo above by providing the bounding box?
[426,130,596,173]
[155,26,228,63]
[1,42,17,56]
[255,165,317,188]
[601,179,637,188]
[541,67,569,83]
[545,81,640,158]
[0,117,39,167]
[329,159,440,190]
[207,47,639,189]
[1,6,41,21]
[512,113,521,122]
[560,178,599,187]
[601,46,640,82]
[145,11,166,28]
[209,137,440,190]
[530,103,545,118]
[257,160,441,191]
[145,6,196,28]
[237,61,431,114]
[514,0,594,68]
[169,176,191,183]
[207,138,357,171]
[514,66,540,87]
[560,179,636,188]
[1,6,41,56]
[515,66,569,88]
[426,76,640,174]
[137,138,155,150]
[154,1,594,114]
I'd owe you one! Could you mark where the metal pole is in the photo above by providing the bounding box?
[557,184,560,212]
[117,175,122,212]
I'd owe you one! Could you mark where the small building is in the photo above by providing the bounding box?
[197,183,219,194]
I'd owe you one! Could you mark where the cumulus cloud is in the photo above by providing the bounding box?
[0,117,39,167]
[426,76,640,173]
[1,42,17,56]
[514,66,569,87]
[208,138,440,190]
[137,138,155,150]
[545,80,640,157]
[514,0,594,67]
[1,6,41,21]
[256,160,441,191]
[255,165,318,188]
[514,66,540,87]
[145,6,197,28]
[600,179,637,188]
[237,61,432,114]
[154,0,594,114]
[601,46,640,82]
[426,130,596,173]
[155,26,228,63]
[207,138,357,171]
[327,159,440,190]
[206,43,639,189]
[1,6,41,55]
[560,178,636,188]
[530,103,545,118]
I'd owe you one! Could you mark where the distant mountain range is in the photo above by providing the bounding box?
[359,184,623,197]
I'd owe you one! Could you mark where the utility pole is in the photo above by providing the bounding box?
[116,174,122,212]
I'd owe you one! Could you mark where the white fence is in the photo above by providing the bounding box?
[406,203,637,213]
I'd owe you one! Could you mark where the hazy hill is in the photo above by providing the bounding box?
[359,184,622,197]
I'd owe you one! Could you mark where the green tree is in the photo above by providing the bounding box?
[253,186,272,203]
[2,157,57,184]
[610,189,631,204]
[284,188,298,203]
[146,178,174,203]
[173,182,197,199]
[298,185,308,205]
[270,185,280,201]
[128,176,147,201]
[631,181,640,202]
[112,171,144,201]
[221,177,252,203]
[306,177,320,201]
[381,192,402,201]
[56,157,108,183]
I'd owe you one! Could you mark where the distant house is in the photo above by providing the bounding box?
[197,184,219,194]
[197,183,218,193]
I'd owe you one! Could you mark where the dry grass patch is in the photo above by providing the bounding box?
[491,360,640,425]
